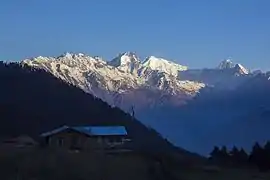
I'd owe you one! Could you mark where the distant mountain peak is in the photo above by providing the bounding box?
[142,56,188,76]
[121,51,139,58]
[234,63,249,75]
[107,52,142,74]
[109,52,140,67]
[58,52,74,58]
[57,52,86,59]
[217,59,249,74]
[218,59,235,69]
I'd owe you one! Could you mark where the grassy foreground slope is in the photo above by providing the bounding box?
[0,148,269,180]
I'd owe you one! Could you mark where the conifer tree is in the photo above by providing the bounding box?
[220,146,229,158]
[249,142,265,170]
[218,146,230,164]
[229,146,240,164]
[210,146,220,160]
[263,141,270,169]
[238,148,248,164]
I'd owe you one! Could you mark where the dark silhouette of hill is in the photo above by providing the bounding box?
[0,62,193,155]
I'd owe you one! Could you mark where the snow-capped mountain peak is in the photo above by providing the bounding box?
[142,56,188,76]
[108,52,141,74]
[217,59,249,75]
[58,52,76,58]
[109,52,140,66]
[218,59,235,69]
[59,52,74,59]
[234,63,249,75]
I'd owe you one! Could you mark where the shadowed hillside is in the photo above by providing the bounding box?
[0,61,192,155]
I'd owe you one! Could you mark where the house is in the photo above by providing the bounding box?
[0,135,38,149]
[40,125,130,151]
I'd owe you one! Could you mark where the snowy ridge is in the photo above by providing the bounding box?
[142,56,188,76]
[234,64,249,75]
[22,52,256,111]
[22,52,204,111]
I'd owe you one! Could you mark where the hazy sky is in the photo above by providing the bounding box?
[0,0,269,70]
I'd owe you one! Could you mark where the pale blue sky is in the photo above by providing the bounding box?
[0,0,269,70]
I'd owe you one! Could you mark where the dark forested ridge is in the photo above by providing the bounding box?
[209,141,270,171]
[0,62,189,154]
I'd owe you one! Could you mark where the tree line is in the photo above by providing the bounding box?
[209,141,270,171]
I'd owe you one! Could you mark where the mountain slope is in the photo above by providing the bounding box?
[137,75,270,154]
[0,61,194,155]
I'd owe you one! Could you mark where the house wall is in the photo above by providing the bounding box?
[47,129,98,150]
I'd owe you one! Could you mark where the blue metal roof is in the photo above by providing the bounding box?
[41,125,127,137]
[74,126,128,136]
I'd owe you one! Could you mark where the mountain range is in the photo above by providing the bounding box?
[16,52,270,154]
[22,52,204,111]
